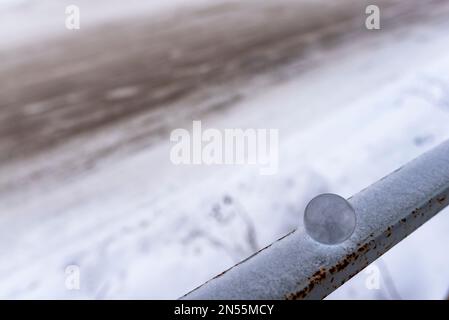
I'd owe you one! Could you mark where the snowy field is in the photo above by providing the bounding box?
[1,0,449,299]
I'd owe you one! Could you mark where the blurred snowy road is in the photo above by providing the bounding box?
[1,0,449,299]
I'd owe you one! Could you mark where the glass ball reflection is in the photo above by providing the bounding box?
[304,193,356,245]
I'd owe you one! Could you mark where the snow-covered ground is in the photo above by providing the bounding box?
[1,0,449,299]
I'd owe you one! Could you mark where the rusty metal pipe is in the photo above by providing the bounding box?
[182,139,449,300]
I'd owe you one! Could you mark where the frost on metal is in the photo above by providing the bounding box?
[182,140,449,300]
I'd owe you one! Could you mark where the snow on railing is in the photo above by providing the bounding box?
[182,139,449,300]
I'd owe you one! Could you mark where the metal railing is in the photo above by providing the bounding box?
[182,139,449,300]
